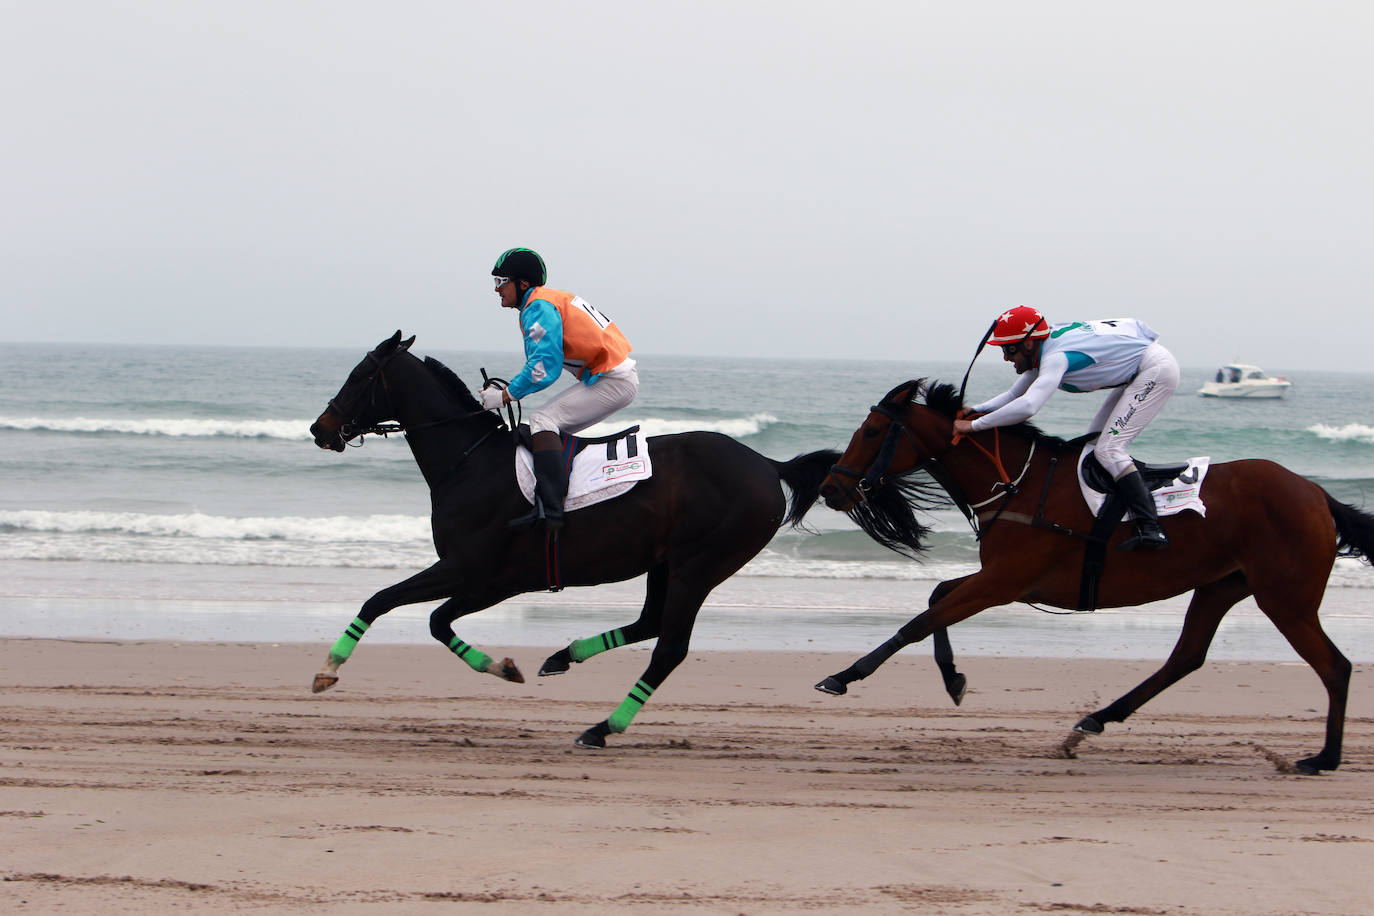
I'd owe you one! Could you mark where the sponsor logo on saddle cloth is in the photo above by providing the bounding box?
[515,432,653,513]
[1075,443,1210,519]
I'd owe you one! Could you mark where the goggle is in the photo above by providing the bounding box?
[1001,343,1022,357]
[493,276,512,289]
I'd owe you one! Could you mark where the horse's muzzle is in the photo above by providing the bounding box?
[819,479,857,511]
[310,414,346,452]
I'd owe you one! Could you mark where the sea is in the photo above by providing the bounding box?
[2,340,1372,663]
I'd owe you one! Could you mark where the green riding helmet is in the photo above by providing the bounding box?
[492,248,547,286]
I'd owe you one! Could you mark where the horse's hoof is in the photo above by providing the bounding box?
[815,676,848,696]
[494,658,525,684]
[538,648,572,677]
[575,729,607,749]
[1073,715,1104,735]
[311,674,338,694]
[1295,755,1333,775]
[946,673,968,706]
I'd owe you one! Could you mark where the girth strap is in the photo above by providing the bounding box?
[545,530,563,593]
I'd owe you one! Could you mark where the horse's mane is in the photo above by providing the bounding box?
[423,356,483,414]
[847,377,1081,559]
[885,378,1075,453]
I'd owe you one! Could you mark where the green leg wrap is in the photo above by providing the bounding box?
[607,679,655,733]
[448,636,492,673]
[328,616,370,664]
[570,628,627,663]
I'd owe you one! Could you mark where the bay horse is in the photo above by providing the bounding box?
[308,331,838,748]
[814,378,1367,774]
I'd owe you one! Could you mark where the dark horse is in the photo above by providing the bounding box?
[814,378,1368,774]
[308,332,838,748]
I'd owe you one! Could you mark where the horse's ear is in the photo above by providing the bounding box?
[400,335,416,351]
[380,330,403,350]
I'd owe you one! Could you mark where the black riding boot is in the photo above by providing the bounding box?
[511,445,567,530]
[1115,469,1168,551]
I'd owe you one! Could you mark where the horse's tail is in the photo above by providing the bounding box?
[771,449,841,529]
[1325,492,1374,561]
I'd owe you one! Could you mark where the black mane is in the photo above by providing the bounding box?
[423,356,483,414]
[848,377,1085,559]
[885,378,1075,453]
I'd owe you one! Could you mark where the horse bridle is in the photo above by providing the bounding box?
[828,404,941,503]
[328,347,489,444]
[828,402,1037,534]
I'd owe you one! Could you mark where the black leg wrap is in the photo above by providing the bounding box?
[816,635,908,695]
[854,635,908,678]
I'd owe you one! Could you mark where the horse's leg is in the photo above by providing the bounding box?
[539,563,669,676]
[311,560,459,692]
[928,576,973,705]
[575,573,709,749]
[1248,575,1352,774]
[932,628,964,706]
[816,572,1016,696]
[1073,571,1250,738]
[427,596,525,684]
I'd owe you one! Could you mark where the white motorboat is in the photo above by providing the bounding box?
[1197,363,1292,399]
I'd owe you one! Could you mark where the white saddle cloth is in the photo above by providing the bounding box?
[1076,443,1210,519]
[515,433,653,513]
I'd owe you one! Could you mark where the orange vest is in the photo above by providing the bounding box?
[529,286,632,379]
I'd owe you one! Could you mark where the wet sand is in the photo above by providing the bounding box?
[1,638,1370,913]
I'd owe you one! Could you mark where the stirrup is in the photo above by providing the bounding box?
[509,501,546,529]
[1118,527,1169,551]
[509,500,564,530]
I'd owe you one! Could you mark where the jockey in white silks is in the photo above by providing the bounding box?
[951,305,1180,551]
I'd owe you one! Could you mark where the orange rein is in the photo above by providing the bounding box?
[950,424,1038,510]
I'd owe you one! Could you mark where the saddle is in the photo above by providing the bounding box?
[1073,443,1209,613]
[1079,452,1191,495]
[512,423,653,513]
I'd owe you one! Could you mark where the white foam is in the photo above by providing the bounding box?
[577,413,779,439]
[1308,423,1374,444]
[0,509,429,544]
[0,416,314,440]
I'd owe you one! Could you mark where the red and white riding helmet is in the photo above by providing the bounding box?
[986,305,1050,347]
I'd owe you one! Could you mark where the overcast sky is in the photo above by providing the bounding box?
[3,2,1370,370]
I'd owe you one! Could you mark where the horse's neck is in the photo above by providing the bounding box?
[945,428,1038,500]
[390,362,503,488]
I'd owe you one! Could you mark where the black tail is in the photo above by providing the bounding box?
[772,449,841,528]
[1326,493,1374,560]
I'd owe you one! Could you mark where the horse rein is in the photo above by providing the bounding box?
[829,403,1037,536]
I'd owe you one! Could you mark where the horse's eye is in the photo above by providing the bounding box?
[863,427,880,439]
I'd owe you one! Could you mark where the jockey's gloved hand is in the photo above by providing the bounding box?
[479,387,505,410]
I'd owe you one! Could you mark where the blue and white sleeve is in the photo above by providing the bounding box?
[506,300,565,400]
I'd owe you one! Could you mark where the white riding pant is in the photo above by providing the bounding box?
[1087,342,1179,479]
[528,359,639,435]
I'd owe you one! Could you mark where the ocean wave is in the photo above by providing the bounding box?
[0,509,429,544]
[0,415,315,440]
[0,412,782,442]
[1307,423,1374,445]
[580,413,779,439]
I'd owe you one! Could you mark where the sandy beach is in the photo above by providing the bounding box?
[1,637,1370,914]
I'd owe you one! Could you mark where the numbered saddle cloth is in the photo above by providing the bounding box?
[1076,443,1210,518]
[515,429,653,512]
